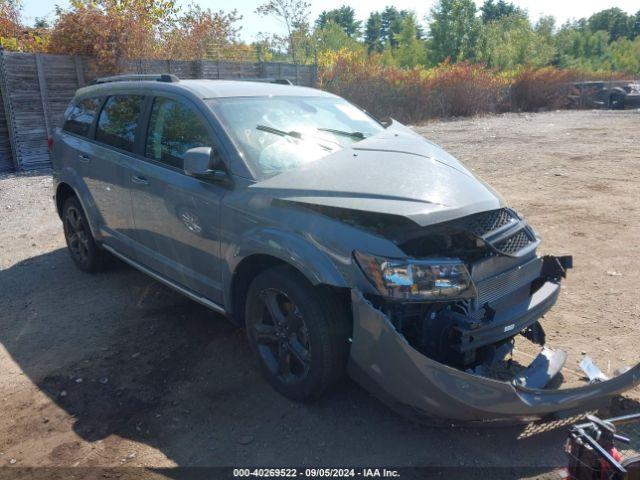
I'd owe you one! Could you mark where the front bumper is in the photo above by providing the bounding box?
[347,290,640,423]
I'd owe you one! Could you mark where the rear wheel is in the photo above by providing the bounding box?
[62,196,105,273]
[245,266,350,401]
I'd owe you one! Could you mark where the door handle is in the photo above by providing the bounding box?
[131,175,149,185]
[78,154,91,163]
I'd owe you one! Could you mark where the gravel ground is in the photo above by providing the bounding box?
[0,109,639,478]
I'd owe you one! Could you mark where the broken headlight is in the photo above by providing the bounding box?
[354,251,477,301]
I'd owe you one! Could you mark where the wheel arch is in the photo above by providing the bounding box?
[55,181,77,219]
[54,180,101,239]
[226,236,351,326]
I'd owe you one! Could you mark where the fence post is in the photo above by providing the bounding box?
[311,64,318,87]
[35,53,52,137]
[193,60,203,79]
[0,48,18,170]
[74,56,85,87]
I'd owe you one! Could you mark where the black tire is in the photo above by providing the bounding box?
[62,196,105,273]
[245,266,351,401]
[608,92,625,109]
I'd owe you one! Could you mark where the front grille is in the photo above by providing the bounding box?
[494,229,535,255]
[462,208,537,257]
[466,208,516,237]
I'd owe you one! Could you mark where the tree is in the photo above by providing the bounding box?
[587,8,633,41]
[394,14,426,67]
[428,0,480,63]
[164,5,244,61]
[633,10,640,39]
[480,0,524,23]
[364,12,384,53]
[535,15,555,39]
[314,20,360,53]
[0,0,48,50]
[478,14,555,69]
[554,24,613,71]
[315,6,361,38]
[256,0,311,63]
[33,17,50,29]
[609,36,640,73]
[0,0,21,36]
[48,0,178,67]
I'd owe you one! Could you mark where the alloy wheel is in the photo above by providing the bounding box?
[251,288,311,383]
[64,206,90,264]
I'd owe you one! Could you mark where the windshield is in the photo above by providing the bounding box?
[207,96,384,180]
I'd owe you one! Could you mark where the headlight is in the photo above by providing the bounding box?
[354,251,476,301]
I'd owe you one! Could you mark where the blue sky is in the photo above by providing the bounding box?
[21,0,640,42]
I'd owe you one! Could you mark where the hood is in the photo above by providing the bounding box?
[251,127,503,227]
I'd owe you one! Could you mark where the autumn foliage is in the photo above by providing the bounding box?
[318,49,629,123]
[28,0,249,71]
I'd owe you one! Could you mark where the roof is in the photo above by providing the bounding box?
[75,78,334,100]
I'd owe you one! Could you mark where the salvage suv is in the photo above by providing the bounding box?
[51,74,640,423]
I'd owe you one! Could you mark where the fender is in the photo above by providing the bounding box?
[54,167,104,241]
[222,227,351,309]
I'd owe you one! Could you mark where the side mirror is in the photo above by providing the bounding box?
[183,147,228,181]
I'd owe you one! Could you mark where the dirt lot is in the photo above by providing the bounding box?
[1,110,639,477]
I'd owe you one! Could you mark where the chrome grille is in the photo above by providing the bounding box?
[475,257,543,305]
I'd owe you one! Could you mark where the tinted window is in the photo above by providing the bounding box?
[63,97,102,137]
[96,95,145,152]
[145,97,213,169]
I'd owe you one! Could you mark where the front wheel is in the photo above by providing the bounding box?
[245,266,351,401]
[608,92,625,109]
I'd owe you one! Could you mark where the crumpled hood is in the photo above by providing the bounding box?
[251,125,503,227]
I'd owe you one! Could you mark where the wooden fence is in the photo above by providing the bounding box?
[0,51,317,172]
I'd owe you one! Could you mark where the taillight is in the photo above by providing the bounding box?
[47,136,54,151]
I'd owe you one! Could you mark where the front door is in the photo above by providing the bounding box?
[129,96,226,304]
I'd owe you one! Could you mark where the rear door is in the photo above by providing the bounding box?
[128,95,226,304]
[88,94,146,257]
[60,95,142,258]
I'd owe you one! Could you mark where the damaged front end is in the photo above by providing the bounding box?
[347,208,640,423]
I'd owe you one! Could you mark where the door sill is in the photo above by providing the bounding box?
[102,244,227,315]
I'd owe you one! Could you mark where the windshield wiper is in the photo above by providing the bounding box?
[257,124,302,139]
[317,128,366,140]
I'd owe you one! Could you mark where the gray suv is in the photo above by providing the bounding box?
[51,74,639,423]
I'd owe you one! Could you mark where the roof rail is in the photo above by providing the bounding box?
[91,73,180,85]
[234,77,295,85]
[271,78,294,86]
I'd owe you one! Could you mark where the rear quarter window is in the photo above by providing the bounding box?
[95,95,145,153]
[63,97,103,137]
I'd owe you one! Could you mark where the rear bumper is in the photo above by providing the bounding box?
[347,289,640,423]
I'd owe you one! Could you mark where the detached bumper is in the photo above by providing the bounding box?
[347,290,640,423]
[624,94,640,108]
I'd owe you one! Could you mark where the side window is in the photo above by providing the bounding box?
[95,95,145,153]
[145,97,214,169]
[63,97,102,137]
